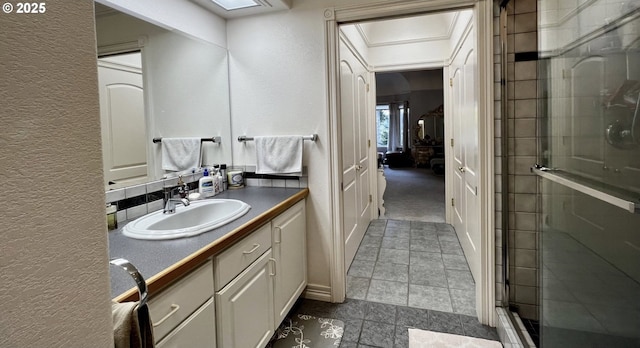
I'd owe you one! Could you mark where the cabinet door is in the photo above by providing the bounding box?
[272,200,307,324]
[156,298,216,348]
[216,250,274,348]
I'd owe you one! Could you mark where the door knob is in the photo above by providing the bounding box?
[458,166,465,173]
[355,165,363,171]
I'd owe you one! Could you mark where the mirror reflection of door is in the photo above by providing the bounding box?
[97,52,148,186]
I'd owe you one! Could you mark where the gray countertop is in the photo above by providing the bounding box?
[109,186,306,299]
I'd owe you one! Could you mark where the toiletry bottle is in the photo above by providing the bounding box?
[217,170,223,193]
[199,168,214,197]
[220,164,227,191]
[106,204,117,230]
[177,175,187,198]
[213,165,221,195]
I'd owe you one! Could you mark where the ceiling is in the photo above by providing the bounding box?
[354,10,465,47]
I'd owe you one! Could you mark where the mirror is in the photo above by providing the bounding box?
[416,104,444,145]
[94,3,232,190]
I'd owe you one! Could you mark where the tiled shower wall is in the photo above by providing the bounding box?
[493,0,540,320]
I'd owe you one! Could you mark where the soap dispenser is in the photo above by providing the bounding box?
[199,167,215,198]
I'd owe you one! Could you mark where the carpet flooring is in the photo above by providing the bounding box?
[381,167,445,222]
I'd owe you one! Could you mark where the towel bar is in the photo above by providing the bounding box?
[237,134,318,142]
[110,258,148,306]
[110,258,154,347]
[153,136,221,144]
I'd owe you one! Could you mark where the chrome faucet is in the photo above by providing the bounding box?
[163,198,190,214]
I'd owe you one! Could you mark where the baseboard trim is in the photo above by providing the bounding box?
[302,283,332,302]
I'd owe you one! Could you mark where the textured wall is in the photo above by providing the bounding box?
[0,1,114,347]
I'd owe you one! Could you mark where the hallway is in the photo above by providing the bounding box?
[381,167,445,222]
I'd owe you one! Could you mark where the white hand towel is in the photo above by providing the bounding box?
[161,137,201,172]
[255,136,303,175]
[112,301,155,348]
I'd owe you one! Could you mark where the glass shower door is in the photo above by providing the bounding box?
[538,2,640,347]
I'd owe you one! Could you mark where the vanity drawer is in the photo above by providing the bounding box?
[149,261,214,342]
[214,222,272,291]
[156,298,216,348]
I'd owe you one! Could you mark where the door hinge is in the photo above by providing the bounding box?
[369,194,372,203]
[450,138,454,147]
[449,78,453,87]
[451,198,455,207]
[368,139,371,148]
[341,182,343,191]
[366,83,370,92]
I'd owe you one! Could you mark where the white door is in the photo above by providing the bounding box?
[450,26,481,282]
[340,38,372,271]
[272,201,307,325]
[216,251,274,348]
[97,57,147,186]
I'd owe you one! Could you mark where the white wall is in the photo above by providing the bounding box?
[340,26,371,65]
[96,0,228,48]
[228,4,333,293]
[0,1,113,346]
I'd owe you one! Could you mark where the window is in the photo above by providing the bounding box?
[376,103,407,150]
[376,105,390,147]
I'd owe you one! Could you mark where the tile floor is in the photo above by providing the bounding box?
[346,219,477,316]
[288,297,499,348]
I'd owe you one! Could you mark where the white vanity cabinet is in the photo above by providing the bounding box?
[272,200,307,325]
[148,261,216,347]
[216,250,275,348]
[215,200,307,348]
[142,199,307,348]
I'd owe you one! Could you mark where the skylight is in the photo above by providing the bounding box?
[210,0,259,11]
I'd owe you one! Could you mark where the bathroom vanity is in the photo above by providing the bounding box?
[109,187,308,347]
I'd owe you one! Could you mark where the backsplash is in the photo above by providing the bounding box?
[105,165,308,224]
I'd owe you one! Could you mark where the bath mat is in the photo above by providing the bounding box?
[408,328,502,348]
[268,314,344,348]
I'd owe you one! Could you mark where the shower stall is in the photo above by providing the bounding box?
[536,1,640,346]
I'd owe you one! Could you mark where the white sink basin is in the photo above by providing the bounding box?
[123,199,251,240]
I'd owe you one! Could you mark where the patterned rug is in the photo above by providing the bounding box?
[268,314,344,348]
[409,328,503,348]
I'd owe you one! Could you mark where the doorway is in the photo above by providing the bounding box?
[375,69,447,223]
[327,0,495,325]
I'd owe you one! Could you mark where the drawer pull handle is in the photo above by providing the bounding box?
[153,304,180,327]
[274,227,282,244]
[243,244,260,254]
[269,258,277,276]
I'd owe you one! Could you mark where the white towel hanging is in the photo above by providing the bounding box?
[255,136,303,175]
[161,137,201,172]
